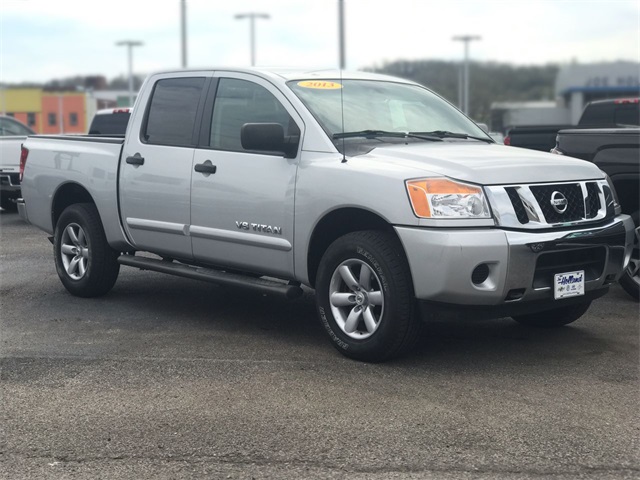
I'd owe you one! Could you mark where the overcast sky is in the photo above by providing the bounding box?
[1,0,638,84]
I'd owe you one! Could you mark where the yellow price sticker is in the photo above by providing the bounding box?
[297,80,343,90]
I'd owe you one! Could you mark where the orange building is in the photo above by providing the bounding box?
[1,88,88,134]
[41,93,87,134]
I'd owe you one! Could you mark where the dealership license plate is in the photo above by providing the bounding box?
[554,270,585,300]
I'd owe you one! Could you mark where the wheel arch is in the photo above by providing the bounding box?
[51,182,96,229]
[306,207,405,288]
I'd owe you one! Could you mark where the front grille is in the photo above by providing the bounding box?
[505,187,529,224]
[530,183,584,223]
[533,247,606,289]
[585,183,600,219]
[490,180,608,229]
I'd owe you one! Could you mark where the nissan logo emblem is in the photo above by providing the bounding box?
[550,191,568,214]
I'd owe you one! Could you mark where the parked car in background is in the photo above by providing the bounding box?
[552,127,640,300]
[88,108,132,135]
[505,98,640,152]
[0,115,34,210]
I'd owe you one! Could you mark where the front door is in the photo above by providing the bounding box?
[190,73,302,277]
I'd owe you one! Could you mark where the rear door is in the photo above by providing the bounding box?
[119,73,211,259]
[190,73,303,277]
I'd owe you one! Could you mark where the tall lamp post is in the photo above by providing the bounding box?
[181,0,187,68]
[338,0,345,69]
[116,40,144,107]
[452,35,481,116]
[235,12,270,66]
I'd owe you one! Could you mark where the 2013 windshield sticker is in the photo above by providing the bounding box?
[297,80,343,89]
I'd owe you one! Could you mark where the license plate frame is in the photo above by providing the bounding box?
[554,270,585,300]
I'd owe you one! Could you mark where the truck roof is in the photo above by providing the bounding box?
[147,67,416,85]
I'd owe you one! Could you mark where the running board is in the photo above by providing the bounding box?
[118,255,303,299]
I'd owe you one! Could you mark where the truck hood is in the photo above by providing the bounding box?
[358,142,604,185]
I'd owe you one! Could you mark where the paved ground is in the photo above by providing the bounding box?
[1,210,638,479]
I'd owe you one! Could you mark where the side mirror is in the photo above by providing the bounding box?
[240,123,299,158]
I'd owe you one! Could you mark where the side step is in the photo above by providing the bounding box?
[118,255,303,299]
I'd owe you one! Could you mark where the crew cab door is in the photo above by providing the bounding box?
[190,73,303,277]
[119,73,211,259]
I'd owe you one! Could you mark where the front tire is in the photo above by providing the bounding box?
[511,301,591,328]
[54,203,120,297]
[315,230,421,362]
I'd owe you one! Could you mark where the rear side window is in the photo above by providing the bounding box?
[89,112,131,135]
[144,77,205,146]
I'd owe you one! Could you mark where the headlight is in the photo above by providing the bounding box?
[406,178,491,219]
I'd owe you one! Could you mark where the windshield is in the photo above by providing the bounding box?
[287,79,490,153]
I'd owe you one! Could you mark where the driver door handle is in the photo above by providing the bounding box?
[194,161,217,175]
[125,154,145,166]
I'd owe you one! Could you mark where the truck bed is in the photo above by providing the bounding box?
[20,135,128,247]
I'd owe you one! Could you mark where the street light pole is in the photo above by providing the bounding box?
[338,0,345,69]
[116,40,143,107]
[181,0,187,68]
[235,13,270,66]
[452,35,481,115]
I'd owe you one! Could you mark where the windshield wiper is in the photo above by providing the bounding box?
[414,130,494,143]
[333,130,443,141]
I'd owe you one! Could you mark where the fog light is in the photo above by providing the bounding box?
[472,264,490,285]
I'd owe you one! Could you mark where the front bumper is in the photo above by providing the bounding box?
[396,215,634,311]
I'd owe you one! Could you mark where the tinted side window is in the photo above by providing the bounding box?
[144,77,205,146]
[614,104,640,126]
[210,78,298,152]
[90,113,131,135]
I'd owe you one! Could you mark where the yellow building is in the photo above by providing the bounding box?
[1,88,88,134]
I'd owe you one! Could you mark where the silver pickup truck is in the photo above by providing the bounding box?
[18,68,635,361]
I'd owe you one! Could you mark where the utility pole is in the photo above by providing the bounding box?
[452,35,481,115]
[116,40,144,107]
[181,0,187,68]
[338,0,345,69]
[235,12,270,66]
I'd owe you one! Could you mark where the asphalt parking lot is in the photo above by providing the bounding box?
[1,209,638,479]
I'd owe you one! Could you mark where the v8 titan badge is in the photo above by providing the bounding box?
[554,270,585,300]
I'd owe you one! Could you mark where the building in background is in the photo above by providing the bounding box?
[41,92,87,135]
[1,88,42,131]
[491,61,640,132]
[0,88,88,134]
[0,88,135,134]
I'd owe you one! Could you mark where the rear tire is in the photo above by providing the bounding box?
[512,301,591,328]
[619,211,639,301]
[315,230,421,362]
[54,203,120,297]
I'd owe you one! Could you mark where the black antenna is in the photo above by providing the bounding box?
[338,0,347,162]
[340,68,346,162]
